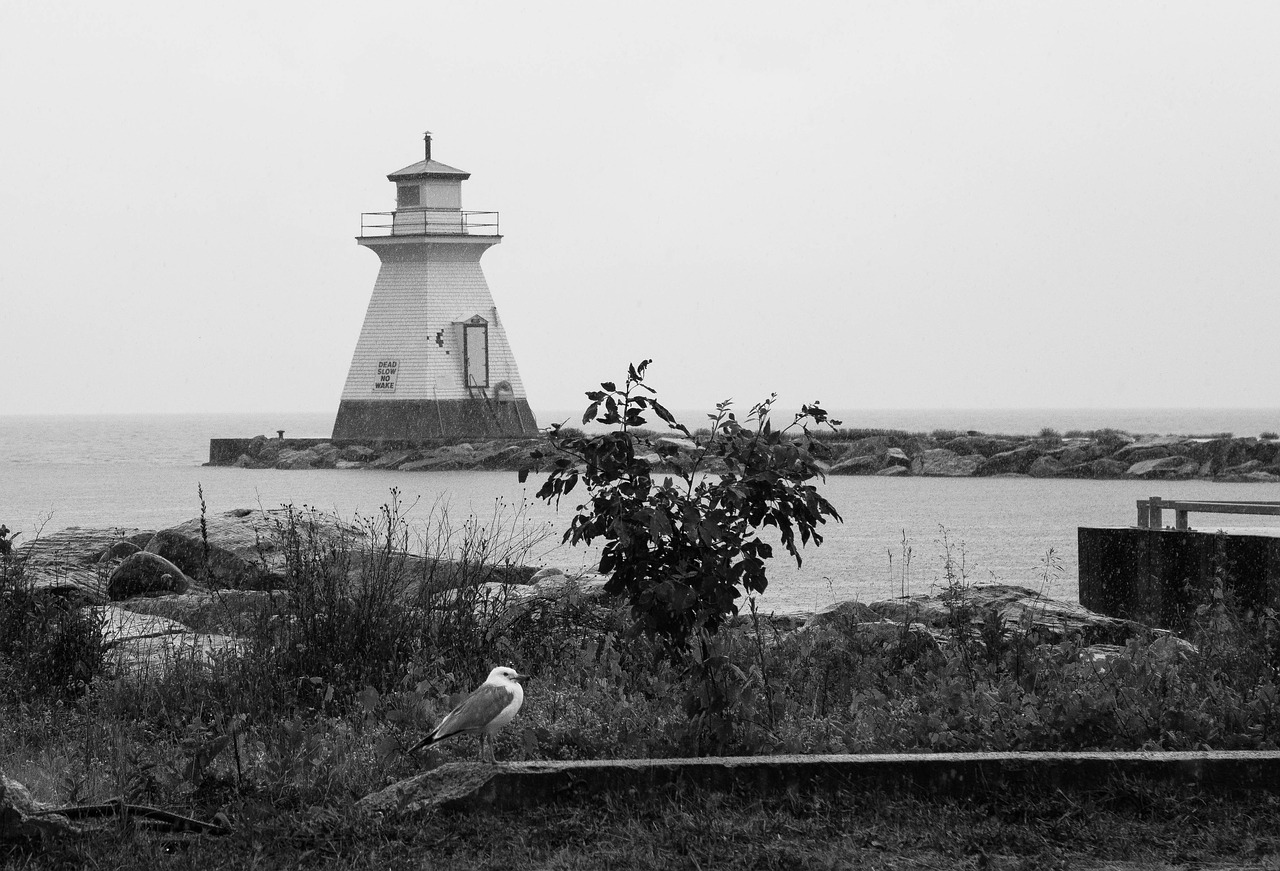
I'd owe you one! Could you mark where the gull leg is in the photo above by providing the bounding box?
[477,734,486,762]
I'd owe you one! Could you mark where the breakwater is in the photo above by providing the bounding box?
[209,429,1280,481]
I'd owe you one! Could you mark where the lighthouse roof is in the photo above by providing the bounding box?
[388,158,471,181]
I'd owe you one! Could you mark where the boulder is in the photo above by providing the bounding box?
[92,604,241,676]
[1184,437,1254,472]
[499,570,616,632]
[97,540,142,562]
[976,446,1047,476]
[16,527,155,604]
[807,618,941,655]
[247,437,280,463]
[802,599,884,629]
[472,443,535,470]
[1,772,81,841]
[159,507,362,583]
[1082,635,1195,674]
[1112,439,1187,464]
[829,454,880,475]
[275,447,323,470]
[117,589,289,635]
[504,570,611,608]
[311,442,341,462]
[107,552,192,599]
[1087,458,1130,478]
[1124,456,1199,479]
[1027,456,1066,478]
[339,444,377,462]
[883,448,911,468]
[370,450,416,469]
[1252,440,1280,465]
[144,528,267,589]
[874,465,908,477]
[866,584,1146,647]
[1220,459,1264,476]
[655,436,697,452]
[1057,443,1105,467]
[912,449,981,477]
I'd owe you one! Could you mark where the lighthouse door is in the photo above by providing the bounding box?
[463,320,489,388]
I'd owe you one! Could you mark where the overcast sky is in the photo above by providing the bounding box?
[2,2,1277,418]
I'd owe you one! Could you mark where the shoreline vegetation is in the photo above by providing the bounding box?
[209,426,1280,482]
[4,493,1280,864]
[10,354,1280,863]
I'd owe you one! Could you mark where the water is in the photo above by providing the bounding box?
[4,410,1280,615]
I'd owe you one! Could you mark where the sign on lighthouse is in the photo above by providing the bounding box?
[332,133,538,440]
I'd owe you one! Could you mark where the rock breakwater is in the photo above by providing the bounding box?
[818,430,1280,481]
[210,429,1280,482]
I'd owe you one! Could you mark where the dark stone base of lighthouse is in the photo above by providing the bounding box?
[331,398,539,441]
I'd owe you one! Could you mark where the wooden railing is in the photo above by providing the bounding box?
[1136,497,1280,530]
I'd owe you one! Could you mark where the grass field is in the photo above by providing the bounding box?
[6,778,1279,870]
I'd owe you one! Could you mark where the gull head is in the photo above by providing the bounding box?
[486,666,528,686]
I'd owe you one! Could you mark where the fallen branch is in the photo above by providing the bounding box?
[33,798,230,836]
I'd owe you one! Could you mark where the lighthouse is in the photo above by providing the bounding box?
[332,133,538,441]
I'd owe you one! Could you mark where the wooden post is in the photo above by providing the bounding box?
[1149,496,1163,530]
[1137,499,1150,528]
[1175,509,1189,530]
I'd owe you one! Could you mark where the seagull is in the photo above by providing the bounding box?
[409,666,527,763]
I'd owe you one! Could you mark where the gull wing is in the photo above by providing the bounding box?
[432,684,516,741]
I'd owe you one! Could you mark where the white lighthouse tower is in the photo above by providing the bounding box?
[332,133,538,440]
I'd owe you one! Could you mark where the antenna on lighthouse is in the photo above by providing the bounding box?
[423,131,433,162]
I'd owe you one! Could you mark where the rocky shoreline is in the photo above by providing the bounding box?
[209,428,1280,482]
[12,507,1175,680]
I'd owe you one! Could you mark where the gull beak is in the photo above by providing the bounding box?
[513,673,529,684]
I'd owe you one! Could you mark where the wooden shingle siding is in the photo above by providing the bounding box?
[338,242,528,404]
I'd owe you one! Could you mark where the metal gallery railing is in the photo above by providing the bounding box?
[1136,496,1280,530]
[359,210,500,237]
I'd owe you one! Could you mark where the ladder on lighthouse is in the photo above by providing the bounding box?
[467,376,506,436]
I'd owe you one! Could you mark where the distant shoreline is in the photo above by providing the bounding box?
[207,427,1280,483]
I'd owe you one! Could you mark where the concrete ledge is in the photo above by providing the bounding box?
[358,751,1280,814]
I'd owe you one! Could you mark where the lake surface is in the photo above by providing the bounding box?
[4,410,1280,615]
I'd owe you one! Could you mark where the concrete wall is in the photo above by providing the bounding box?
[331,398,538,440]
[1078,526,1280,630]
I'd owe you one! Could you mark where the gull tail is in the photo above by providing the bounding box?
[408,732,443,754]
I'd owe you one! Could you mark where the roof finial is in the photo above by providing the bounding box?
[424,131,433,163]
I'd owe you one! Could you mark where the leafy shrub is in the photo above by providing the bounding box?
[526,361,842,650]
